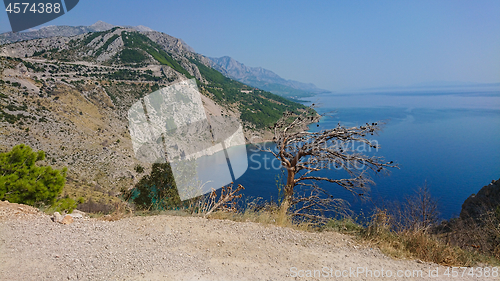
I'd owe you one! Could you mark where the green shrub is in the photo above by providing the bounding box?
[134,164,144,174]
[0,144,67,206]
[32,49,46,56]
[49,196,84,213]
[119,49,148,63]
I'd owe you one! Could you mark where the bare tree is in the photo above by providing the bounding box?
[384,183,440,233]
[265,107,397,220]
[403,183,439,232]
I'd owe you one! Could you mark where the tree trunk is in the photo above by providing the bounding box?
[283,166,295,212]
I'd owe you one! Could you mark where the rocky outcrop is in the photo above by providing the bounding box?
[460,178,500,220]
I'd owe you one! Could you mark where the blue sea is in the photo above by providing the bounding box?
[208,88,500,219]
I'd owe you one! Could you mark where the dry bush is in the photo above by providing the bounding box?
[187,183,244,218]
[436,210,500,260]
[77,198,114,214]
[365,208,392,236]
[360,208,491,266]
[356,186,499,266]
[377,184,439,233]
[98,200,133,221]
[401,185,439,232]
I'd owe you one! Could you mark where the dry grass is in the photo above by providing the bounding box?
[88,200,133,221]
[208,201,312,231]
[435,210,500,261]
[321,204,499,267]
[180,184,313,230]
[63,180,125,212]
[363,226,485,266]
[356,209,500,267]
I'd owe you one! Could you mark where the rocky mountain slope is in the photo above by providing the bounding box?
[0,27,306,207]
[2,20,328,100]
[210,56,331,99]
[460,178,500,220]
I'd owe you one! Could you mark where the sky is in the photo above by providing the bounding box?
[1,0,499,92]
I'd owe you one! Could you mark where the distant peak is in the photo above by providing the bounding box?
[89,21,115,31]
[209,56,329,97]
[212,56,239,66]
[90,20,112,27]
[88,21,155,33]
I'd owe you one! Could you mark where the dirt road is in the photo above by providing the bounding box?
[0,201,491,280]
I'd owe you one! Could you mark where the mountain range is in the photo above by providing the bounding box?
[0,21,154,45]
[1,21,329,99]
[209,56,331,99]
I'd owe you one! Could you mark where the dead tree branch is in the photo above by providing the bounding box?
[266,106,397,219]
[203,183,244,218]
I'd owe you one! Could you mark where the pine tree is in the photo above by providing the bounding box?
[0,144,67,206]
[132,162,181,210]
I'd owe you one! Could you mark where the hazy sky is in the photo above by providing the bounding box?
[1,0,499,91]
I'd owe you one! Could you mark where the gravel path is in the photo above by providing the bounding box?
[0,201,491,280]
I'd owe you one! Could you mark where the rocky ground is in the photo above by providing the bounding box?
[0,201,493,281]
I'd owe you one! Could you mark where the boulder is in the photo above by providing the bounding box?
[460,178,500,220]
[60,214,73,225]
[52,212,63,223]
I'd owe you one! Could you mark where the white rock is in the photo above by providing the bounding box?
[52,212,63,222]
[68,213,83,219]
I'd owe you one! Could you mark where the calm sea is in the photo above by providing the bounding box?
[208,88,500,219]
